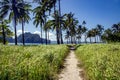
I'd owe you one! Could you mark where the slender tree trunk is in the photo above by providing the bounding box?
[14,14,17,45]
[41,26,43,44]
[48,30,50,44]
[22,19,25,45]
[58,0,63,44]
[54,2,60,44]
[90,37,92,43]
[95,36,96,43]
[2,21,6,45]
[45,30,47,45]
[67,38,68,44]
[56,28,60,44]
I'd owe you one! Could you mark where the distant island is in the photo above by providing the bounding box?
[7,32,51,44]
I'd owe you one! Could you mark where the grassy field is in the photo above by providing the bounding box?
[0,45,69,80]
[75,44,120,80]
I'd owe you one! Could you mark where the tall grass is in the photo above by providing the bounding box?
[0,45,69,80]
[75,44,120,80]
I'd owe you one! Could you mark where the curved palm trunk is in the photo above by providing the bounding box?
[2,21,6,45]
[22,19,25,45]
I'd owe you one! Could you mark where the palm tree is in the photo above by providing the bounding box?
[58,0,63,44]
[45,11,65,44]
[82,26,87,43]
[91,28,98,43]
[19,1,31,45]
[33,5,45,44]
[33,0,57,44]
[96,24,104,42]
[0,0,25,45]
[112,23,120,33]
[64,12,78,44]
[77,25,82,44]
[0,20,12,44]
[82,21,87,43]
[87,30,93,43]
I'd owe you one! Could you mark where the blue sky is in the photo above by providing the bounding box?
[15,0,120,41]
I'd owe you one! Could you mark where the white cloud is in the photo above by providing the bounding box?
[17,30,28,36]
[33,31,41,35]
[33,31,56,41]
[49,32,56,41]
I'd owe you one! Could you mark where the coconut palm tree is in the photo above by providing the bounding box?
[96,24,104,42]
[33,0,57,44]
[58,0,63,44]
[76,25,82,44]
[112,23,120,33]
[82,21,87,43]
[0,19,12,44]
[19,1,31,45]
[64,12,78,44]
[45,11,65,44]
[0,0,25,45]
[87,30,93,43]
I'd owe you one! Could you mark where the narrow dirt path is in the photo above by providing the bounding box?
[59,50,84,80]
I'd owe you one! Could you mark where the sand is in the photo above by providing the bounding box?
[59,50,84,80]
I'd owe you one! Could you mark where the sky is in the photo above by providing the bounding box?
[13,0,120,41]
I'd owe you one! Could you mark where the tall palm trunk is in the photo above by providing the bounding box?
[2,21,6,45]
[56,28,60,44]
[48,30,50,44]
[54,3,60,44]
[90,37,92,43]
[95,36,96,43]
[14,14,17,45]
[45,30,47,45]
[41,26,43,44]
[22,19,25,45]
[58,0,63,44]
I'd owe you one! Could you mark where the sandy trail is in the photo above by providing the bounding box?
[59,50,84,80]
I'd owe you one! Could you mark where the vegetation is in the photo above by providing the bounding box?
[75,44,120,80]
[0,20,13,44]
[0,45,69,80]
[102,22,120,42]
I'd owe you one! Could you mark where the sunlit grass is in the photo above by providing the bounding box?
[75,44,120,80]
[0,45,69,80]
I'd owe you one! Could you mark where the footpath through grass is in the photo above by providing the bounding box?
[0,45,69,80]
[75,44,120,80]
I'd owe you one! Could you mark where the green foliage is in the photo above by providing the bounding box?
[0,45,69,80]
[75,44,120,80]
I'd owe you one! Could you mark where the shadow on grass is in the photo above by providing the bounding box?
[66,44,82,50]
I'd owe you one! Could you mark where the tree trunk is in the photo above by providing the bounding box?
[54,2,60,44]
[56,28,60,44]
[41,26,43,44]
[90,37,92,43]
[95,36,96,43]
[45,30,47,45]
[2,21,6,45]
[14,14,17,45]
[58,0,63,44]
[22,19,25,45]
[48,30,50,44]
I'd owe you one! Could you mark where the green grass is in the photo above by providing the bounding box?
[0,45,69,80]
[75,44,120,80]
